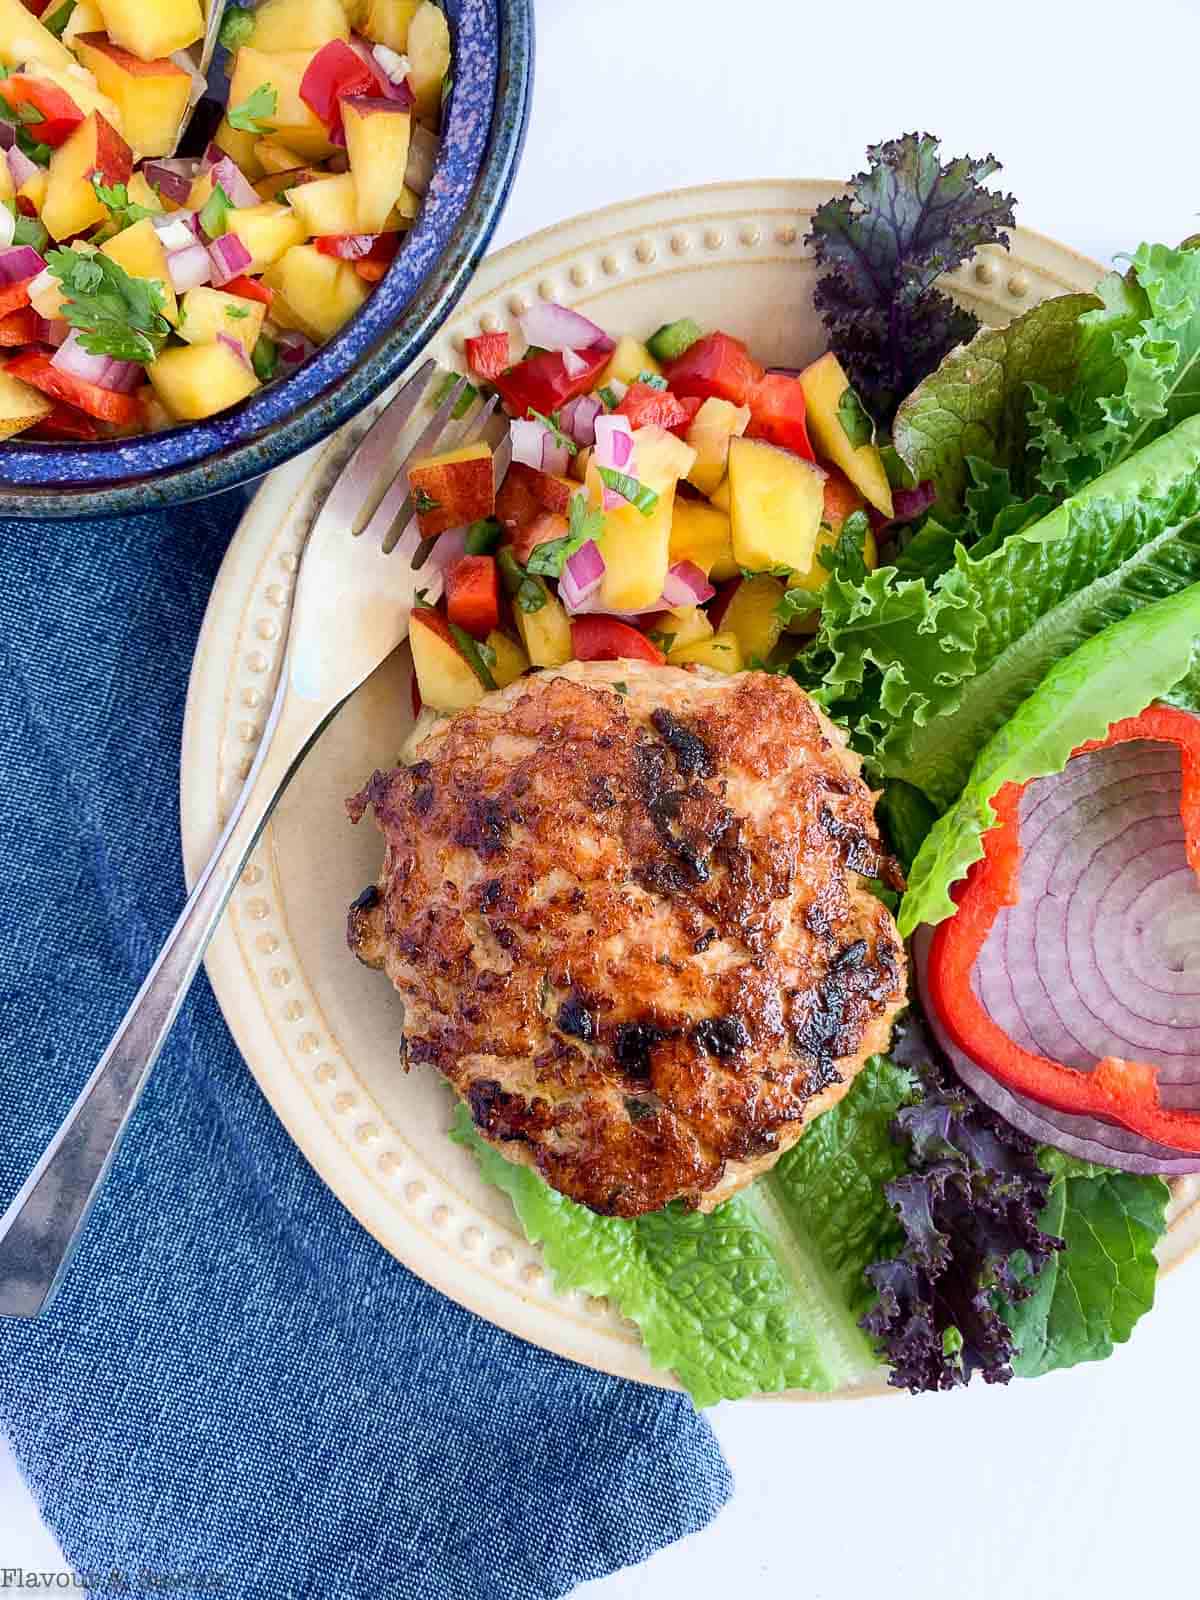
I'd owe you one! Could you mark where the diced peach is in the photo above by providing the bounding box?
[100,215,177,323]
[495,460,574,529]
[0,366,53,436]
[247,0,348,52]
[95,0,203,61]
[361,0,420,50]
[224,202,308,272]
[0,0,74,71]
[42,111,132,240]
[212,117,265,180]
[71,35,190,159]
[510,510,567,565]
[259,242,367,338]
[409,606,485,713]
[407,441,495,537]
[342,98,411,232]
[148,338,260,420]
[406,0,449,121]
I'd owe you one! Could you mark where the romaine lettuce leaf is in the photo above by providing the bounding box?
[452,1059,918,1406]
[898,578,1200,934]
[1004,1150,1168,1378]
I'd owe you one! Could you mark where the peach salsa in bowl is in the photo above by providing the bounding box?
[348,137,1200,1406]
[0,0,531,512]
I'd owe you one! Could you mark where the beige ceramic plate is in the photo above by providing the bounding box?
[182,180,1200,1399]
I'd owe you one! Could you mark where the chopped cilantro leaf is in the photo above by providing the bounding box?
[613,681,628,696]
[516,576,547,613]
[527,488,606,577]
[597,467,658,516]
[46,246,171,364]
[251,334,278,383]
[465,518,503,555]
[528,407,578,455]
[817,508,871,581]
[91,176,158,232]
[226,82,277,135]
[199,182,233,240]
[635,370,668,391]
[431,369,478,418]
[15,127,51,167]
[413,488,440,514]
[43,0,76,36]
[225,304,250,320]
[597,385,620,410]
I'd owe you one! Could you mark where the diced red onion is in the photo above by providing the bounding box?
[519,301,612,355]
[560,393,601,447]
[542,437,570,478]
[143,158,199,206]
[217,331,252,368]
[0,244,45,283]
[913,738,1200,1173]
[154,213,200,253]
[557,539,605,610]
[594,413,634,508]
[6,145,37,190]
[0,205,13,249]
[606,377,628,403]
[561,347,587,379]
[661,561,715,607]
[207,232,253,287]
[324,232,376,260]
[0,122,13,153]
[52,329,139,391]
[167,242,212,292]
[370,42,415,106]
[344,33,394,96]
[207,155,259,210]
[405,125,439,197]
[511,416,549,470]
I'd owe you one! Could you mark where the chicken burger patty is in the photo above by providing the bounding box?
[347,660,907,1217]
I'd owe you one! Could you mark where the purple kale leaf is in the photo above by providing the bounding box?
[808,133,1017,425]
[861,1048,1063,1393]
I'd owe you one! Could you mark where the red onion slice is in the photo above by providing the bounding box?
[541,437,570,477]
[661,561,715,607]
[167,243,212,292]
[207,233,253,287]
[594,414,633,509]
[51,330,139,392]
[510,416,549,470]
[143,159,198,206]
[217,331,252,368]
[207,155,259,210]
[912,739,1200,1173]
[7,146,37,190]
[560,393,601,447]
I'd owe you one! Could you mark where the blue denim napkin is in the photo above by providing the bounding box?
[0,494,731,1599]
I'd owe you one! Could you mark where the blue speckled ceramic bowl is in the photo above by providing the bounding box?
[0,0,533,519]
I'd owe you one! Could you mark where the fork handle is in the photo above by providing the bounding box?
[0,689,327,1319]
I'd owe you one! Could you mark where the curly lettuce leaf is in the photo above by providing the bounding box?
[1029,242,1200,496]
[1004,1150,1168,1378]
[807,133,1015,425]
[862,1056,1061,1391]
[452,1060,917,1406]
[893,291,1103,508]
[899,577,1200,933]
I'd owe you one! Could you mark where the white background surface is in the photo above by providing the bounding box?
[5,0,1200,1593]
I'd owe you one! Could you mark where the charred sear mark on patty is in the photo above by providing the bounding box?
[651,707,714,777]
[347,663,908,1217]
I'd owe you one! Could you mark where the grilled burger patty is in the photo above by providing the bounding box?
[347,660,907,1217]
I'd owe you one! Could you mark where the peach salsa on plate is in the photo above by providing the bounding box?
[0,0,449,440]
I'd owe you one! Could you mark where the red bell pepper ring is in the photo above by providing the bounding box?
[5,349,140,424]
[664,331,764,408]
[746,373,816,462]
[493,343,612,420]
[299,41,382,132]
[616,382,692,432]
[925,704,1200,1152]
[570,616,666,666]
[0,73,84,147]
[445,554,500,641]
[464,331,510,383]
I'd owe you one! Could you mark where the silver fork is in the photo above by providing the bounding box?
[0,359,507,1319]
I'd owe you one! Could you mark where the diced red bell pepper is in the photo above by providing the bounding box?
[299,41,382,132]
[465,331,510,383]
[669,394,703,437]
[0,306,41,345]
[616,381,692,432]
[24,398,99,440]
[570,615,666,666]
[0,278,35,320]
[926,704,1200,1152]
[315,232,400,264]
[223,274,273,306]
[746,372,815,461]
[5,350,139,424]
[495,461,573,530]
[509,510,567,567]
[445,554,500,640]
[1,74,84,148]
[493,343,612,420]
[664,331,764,408]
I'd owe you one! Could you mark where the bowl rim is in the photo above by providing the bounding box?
[0,0,535,521]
